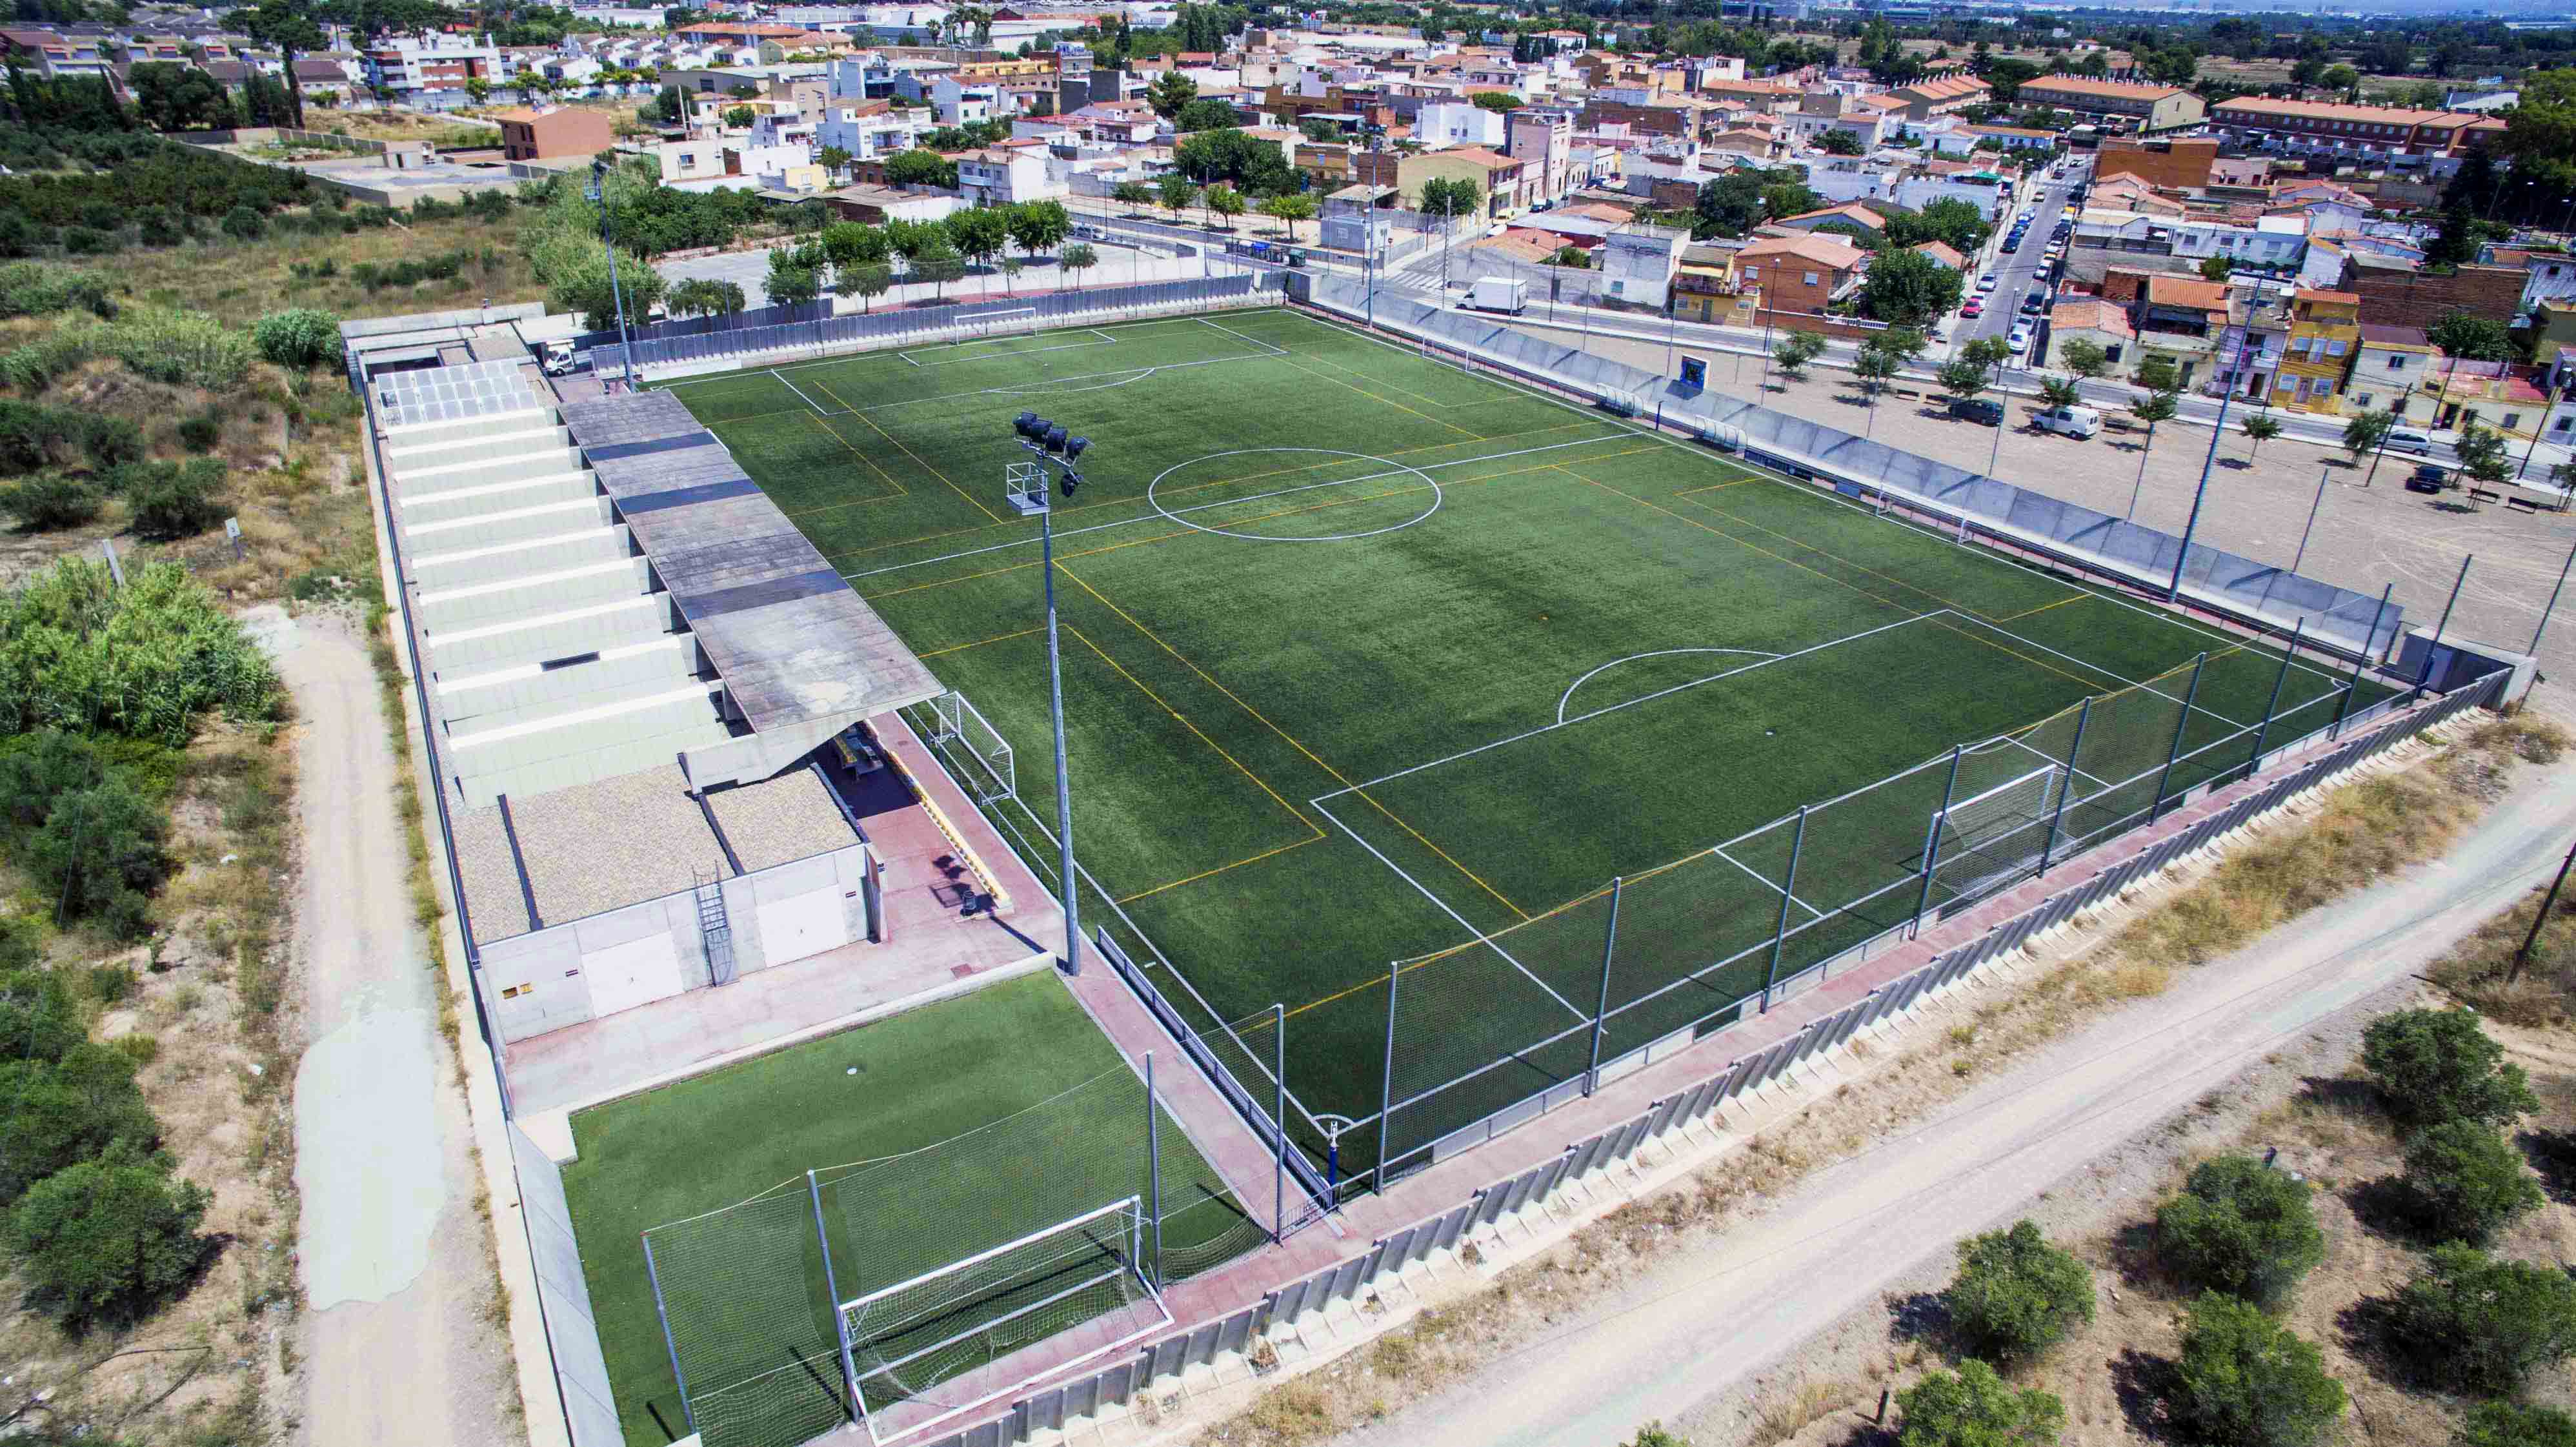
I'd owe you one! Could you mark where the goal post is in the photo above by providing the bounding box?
[1924,763,2064,911]
[924,690,1014,804]
[841,1195,1170,1444]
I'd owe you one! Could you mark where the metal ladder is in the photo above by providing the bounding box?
[696,873,736,986]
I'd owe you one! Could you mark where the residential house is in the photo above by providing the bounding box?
[1804,158,1900,207]
[1597,223,1687,309]
[955,141,1065,203]
[2269,288,2360,415]
[2015,76,2204,134]
[0,28,110,80]
[493,105,614,160]
[1936,123,2058,154]
[2131,274,2229,389]
[1398,147,1533,217]
[1911,241,1966,272]
[817,99,930,162]
[2208,97,2503,172]
[2044,298,2134,372]
[1414,101,1504,148]
[1673,241,1758,326]
[2169,214,2308,273]
[1507,108,1575,207]
[2493,247,2576,316]
[363,34,501,99]
[2211,294,2291,400]
[1730,233,1866,316]
[2346,324,2438,420]
[1773,201,1888,242]
[2093,136,2219,191]
[2424,360,2557,442]
[1886,74,1990,122]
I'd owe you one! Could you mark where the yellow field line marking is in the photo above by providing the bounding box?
[1056,566,1529,922]
[1276,356,1483,440]
[1677,490,2000,620]
[1116,835,1326,904]
[1565,468,1925,619]
[812,374,1007,524]
[1674,476,1762,496]
[1995,593,2092,623]
[1065,625,1324,840]
[794,411,909,503]
[1283,346,1472,412]
[918,627,1041,658]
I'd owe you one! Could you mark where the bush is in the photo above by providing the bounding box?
[0,1044,163,1204]
[58,227,118,256]
[2,472,100,529]
[219,203,265,240]
[2171,1293,2345,1447]
[79,414,142,467]
[0,967,83,1064]
[1897,1360,2064,1446]
[0,728,106,844]
[0,558,281,743]
[2401,1118,2544,1242]
[1941,1220,2095,1363]
[175,413,221,453]
[23,777,172,934]
[252,307,343,370]
[2362,1008,2537,1129]
[2388,1243,2576,1392]
[2156,1156,2325,1307]
[123,456,227,541]
[6,1143,212,1328]
[2457,1402,2576,1447]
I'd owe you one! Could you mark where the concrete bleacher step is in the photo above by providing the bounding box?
[399,472,600,527]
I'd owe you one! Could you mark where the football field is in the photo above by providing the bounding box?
[664,304,2384,1181]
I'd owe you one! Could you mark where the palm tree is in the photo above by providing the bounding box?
[2241,410,2282,465]
[2124,389,2180,519]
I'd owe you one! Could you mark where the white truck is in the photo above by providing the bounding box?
[539,339,578,376]
[1462,276,1527,316]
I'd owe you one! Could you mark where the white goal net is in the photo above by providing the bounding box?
[1927,764,2064,907]
[843,1197,1170,1444]
[925,691,1015,804]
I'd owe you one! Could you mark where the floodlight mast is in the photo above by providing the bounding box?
[1011,412,1087,975]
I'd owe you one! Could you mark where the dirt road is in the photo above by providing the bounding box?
[1337,761,2576,1447]
[271,609,521,1447]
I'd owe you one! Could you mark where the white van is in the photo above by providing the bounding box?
[2382,426,2437,456]
[2033,404,2102,439]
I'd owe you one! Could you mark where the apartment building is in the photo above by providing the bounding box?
[2015,76,2204,134]
[2093,136,2219,190]
[2268,288,2360,414]
[1730,233,1865,316]
[1507,108,1575,206]
[2346,325,2438,418]
[364,34,501,97]
[494,106,614,161]
[1597,223,1687,309]
[0,28,111,79]
[2209,97,2502,168]
[1886,74,1990,121]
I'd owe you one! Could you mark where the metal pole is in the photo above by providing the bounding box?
[1912,746,1966,933]
[2038,697,2092,873]
[2530,528,2576,660]
[2331,581,2391,738]
[1762,806,1810,1009]
[1376,960,1399,1193]
[2150,653,2208,822]
[1145,1051,1162,1288]
[2168,386,2235,601]
[1582,877,1622,1094]
[2246,620,2304,778]
[2413,553,2471,698]
[2511,836,2576,983]
[2362,385,2411,490]
[2260,467,2330,616]
[1757,311,1773,396]
[1985,358,2007,480]
[641,1235,696,1435]
[1042,501,1080,973]
[809,1171,862,1424]
[1272,1002,1287,1240]
[2515,391,2553,481]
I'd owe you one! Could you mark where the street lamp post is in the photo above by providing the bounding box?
[1007,412,1092,975]
[2168,375,2238,602]
[2361,382,2415,490]
[587,159,636,391]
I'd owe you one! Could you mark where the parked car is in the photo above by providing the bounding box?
[2033,404,2102,439]
[2404,463,2450,493]
[1960,298,1985,318]
[2007,325,2032,354]
[1977,274,1999,292]
[2020,291,2047,313]
[1950,397,2006,427]
[2383,426,2437,456]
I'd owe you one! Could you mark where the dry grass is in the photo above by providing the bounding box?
[1202,713,2561,1447]
[297,107,503,144]
[110,210,541,327]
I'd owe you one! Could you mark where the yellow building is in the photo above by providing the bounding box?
[2273,287,2361,415]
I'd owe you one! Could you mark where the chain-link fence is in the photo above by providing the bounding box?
[639,1064,1270,1447]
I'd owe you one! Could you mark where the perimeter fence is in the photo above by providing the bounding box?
[638,1063,1271,1447]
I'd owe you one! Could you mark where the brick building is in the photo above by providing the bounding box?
[2015,76,2204,134]
[2093,136,2219,192]
[2346,259,2529,331]
[492,106,614,161]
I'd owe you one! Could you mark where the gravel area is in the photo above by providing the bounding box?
[705,766,854,871]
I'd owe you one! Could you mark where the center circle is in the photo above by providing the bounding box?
[1146,447,1443,543]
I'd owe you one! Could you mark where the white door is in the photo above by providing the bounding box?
[581,933,687,1019]
[757,888,851,966]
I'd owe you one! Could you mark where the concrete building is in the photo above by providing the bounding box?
[1414,101,1504,148]
[2015,76,2204,134]
[955,141,1065,203]
[363,34,503,98]
[1597,223,1687,310]
[2347,324,2438,420]
[2045,298,2135,372]
[0,27,110,79]
[1730,232,1865,316]
[2271,287,2360,415]
[1507,107,1575,206]
[2169,214,2308,272]
[493,106,615,161]
[2093,136,2219,191]
[2208,97,2503,168]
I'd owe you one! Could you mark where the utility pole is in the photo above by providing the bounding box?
[2513,837,2576,984]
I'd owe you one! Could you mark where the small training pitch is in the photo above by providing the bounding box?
[665,305,2389,1193]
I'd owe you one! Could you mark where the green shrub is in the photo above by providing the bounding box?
[174,413,221,454]
[2456,1402,2576,1447]
[2362,1008,2537,1129]
[1941,1220,2095,1363]
[0,729,107,844]
[123,456,227,541]
[0,916,39,973]
[2389,1243,2576,1392]
[219,203,265,239]
[0,262,114,320]
[2157,1156,2326,1307]
[110,1033,158,1068]
[24,777,172,934]
[0,558,281,742]
[6,1142,212,1328]
[251,307,343,370]
[99,307,255,391]
[0,967,82,1064]
[58,227,117,256]
[0,1044,162,1204]
[82,963,134,1006]
[2171,1293,2344,1447]
[79,414,143,467]
[2,473,101,530]
[2401,1118,2544,1242]
[1897,1359,2063,1446]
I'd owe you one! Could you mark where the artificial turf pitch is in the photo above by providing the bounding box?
[562,971,1244,1447]
[665,304,2385,1181]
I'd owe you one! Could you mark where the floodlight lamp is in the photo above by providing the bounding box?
[1063,435,1089,460]
[1059,468,1082,497]
[1043,425,1069,454]
[1014,410,1042,438]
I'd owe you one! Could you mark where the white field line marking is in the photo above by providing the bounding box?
[1709,843,1824,919]
[1956,613,2252,730]
[1556,647,1783,725]
[1315,611,1949,805]
[898,332,1122,369]
[665,312,1216,387]
[899,350,921,367]
[1195,313,1291,356]
[1307,795,1588,1023]
[772,368,838,415]
[841,431,1637,583]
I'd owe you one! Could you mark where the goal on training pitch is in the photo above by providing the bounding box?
[840,1196,1171,1444]
[1925,763,2067,908]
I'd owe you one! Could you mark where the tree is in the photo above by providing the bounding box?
[816,143,852,178]
[1772,329,1828,383]
[2199,256,2234,283]
[252,307,342,370]
[2429,309,2513,363]
[2172,1294,2345,1447]
[2456,1402,2576,1447]
[907,237,966,298]
[1938,357,1993,403]
[2343,408,2396,465]
[1471,90,1525,114]
[1853,344,1902,400]
[221,203,265,241]
[1174,126,1294,193]
[128,61,237,131]
[2050,337,2112,378]
[1547,245,1591,268]
[1203,184,1245,229]
[1147,70,1197,120]
[2236,411,2284,463]
[1816,127,1864,156]
[2362,1008,2539,1129]
[1112,180,1153,212]
[2390,1243,2576,1392]
[667,277,746,316]
[832,263,891,309]
[2039,376,2084,408]
[2155,1156,2324,1308]
[1896,1361,2064,1447]
[1260,192,1316,234]
[1173,96,1240,132]
[1418,176,1485,227]
[2455,419,2515,487]
[2403,1118,2545,1242]
[1158,172,1200,223]
[1941,1221,2094,1364]
[882,148,959,190]
[7,1144,212,1328]
[228,0,325,129]
[2318,63,2360,97]
[1057,243,1098,286]
[1693,170,1769,240]
[1859,247,1964,328]
[1006,199,1070,259]
[2136,354,2181,392]
[1963,336,2011,380]
[123,457,227,542]
[762,245,823,307]
[820,221,891,270]
[0,1044,161,1204]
